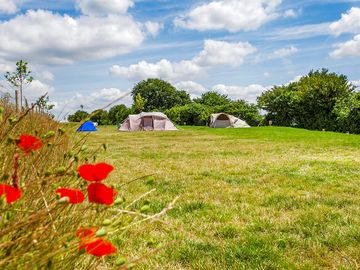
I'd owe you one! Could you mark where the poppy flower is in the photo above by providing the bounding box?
[76,226,97,239]
[0,184,22,204]
[17,134,42,154]
[78,163,114,182]
[56,188,84,204]
[87,183,116,205]
[81,238,117,257]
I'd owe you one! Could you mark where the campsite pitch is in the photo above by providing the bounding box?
[86,126,360,269]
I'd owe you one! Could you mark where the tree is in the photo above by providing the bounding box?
[5,60,33,111]
[68,110,89,122]
[194,91,231,107]
[108,104,130,125]
[258,69,355,131]
[132,78,191,111]
[132,93,146,114]
[90,109,109,125]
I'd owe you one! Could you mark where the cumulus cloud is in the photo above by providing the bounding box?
[0,0,18,14]
[39,71,54,81]
[110,40,256,82]
[53,88,132,119]
[283,9,299,18]
[144,21,163,37]
[76,0,134,16]
[329,7,360,36]
[212,83,268,103]
[330,34,360,58]
[174,0,282,32]
[0,1,160,65]
[174,80,268,103]
[329,7,360,58]
[270,45,298,58]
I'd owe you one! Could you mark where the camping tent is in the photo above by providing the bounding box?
[119,112,178,132]
[210,113,250,128]
[77,121,98,132]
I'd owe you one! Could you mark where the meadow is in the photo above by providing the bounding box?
[86,126,360,269]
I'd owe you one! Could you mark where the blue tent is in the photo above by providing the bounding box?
[77,121,98,132]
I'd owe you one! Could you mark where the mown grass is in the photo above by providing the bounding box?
[87,126,360,269]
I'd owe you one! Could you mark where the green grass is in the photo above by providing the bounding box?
[87,126,360,269]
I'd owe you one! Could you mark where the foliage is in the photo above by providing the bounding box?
[90,109,109,125]
[194,91,231,107]
[166,91,262,126]
[133,93,146,114]
[258,69,356,132]
[132,79,191,111]
[165,103,212,126]
[108,104,130,125]
[68,110,89,122]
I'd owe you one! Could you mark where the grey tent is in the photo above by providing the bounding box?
[210,113,250,128]
[119,112,178,132]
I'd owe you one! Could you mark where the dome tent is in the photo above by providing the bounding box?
[119,112,177,132]
[210,113,250,128]
[77,121,98,132]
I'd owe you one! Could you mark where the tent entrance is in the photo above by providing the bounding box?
[142,116,154,131]
[214,114,231,128]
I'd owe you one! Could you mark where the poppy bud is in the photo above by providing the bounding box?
[102,219,112,226]
[115,257,126,266]
[95,228,107,237]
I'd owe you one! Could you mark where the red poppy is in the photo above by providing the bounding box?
[17,134,42,154]
[77,163,114,182]
[76,226,97,239]
[81,238,117,257]
[56,188,84,204]
[0,184,22,204]
[87,183,116,205]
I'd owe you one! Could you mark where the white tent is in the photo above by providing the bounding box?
[210,113,250,128]
[119,112,178,132]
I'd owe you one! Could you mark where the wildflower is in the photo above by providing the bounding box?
[81,238,117,257]
[56,188,84,204]
[76,227,117,256]
[77,163,114,182]
[0,184,22,204]
[17,134,42,154]
[87,183,116,205]
[76,226,97,240]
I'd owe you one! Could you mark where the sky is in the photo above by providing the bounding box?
[0,0,360,120]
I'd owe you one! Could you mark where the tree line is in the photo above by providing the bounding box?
[68,78,261,126]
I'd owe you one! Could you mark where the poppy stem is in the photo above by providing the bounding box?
[12,152,20,189]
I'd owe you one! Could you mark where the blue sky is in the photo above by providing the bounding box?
[0,0,360,119]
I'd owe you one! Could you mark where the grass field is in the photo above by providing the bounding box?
[87,126,360,269]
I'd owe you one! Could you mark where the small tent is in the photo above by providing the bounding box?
[119,112,177,132]
[77,121,98,132]
[210,113,250,128]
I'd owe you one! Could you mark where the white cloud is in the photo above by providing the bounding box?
[0,9,152,64]
[144,21,163,37]
[175,80,208,98]
[39,71,54,81]
[175,80,269,103]
[0,0,18,14]
[329,7,360,36]
[283,9,298,18]
[270,45,298,58]
[76,0,134,16]
[110,40,256,82]
[330,34,360,58]
[174,0,282,32]
[24,79,55,103]
[53,88,132,119]
[329,8,360,58]
[212,83,268,102]
[194,40,257,66]
[351,80,360,89]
